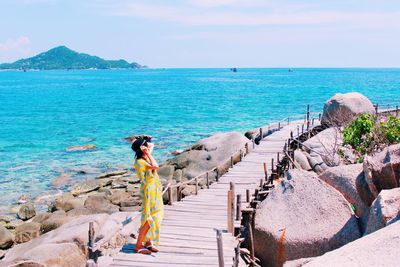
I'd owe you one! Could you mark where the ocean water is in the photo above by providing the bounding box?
[0,68,399,211]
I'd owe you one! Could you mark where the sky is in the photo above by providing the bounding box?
[0,0,400,68]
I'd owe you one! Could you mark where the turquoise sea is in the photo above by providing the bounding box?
[0,68,399,212]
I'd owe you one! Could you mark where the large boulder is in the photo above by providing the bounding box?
[319,164,369,224]
[17,203,36,221]
[303,128,355,168]
[166,131,249,181]
[84,195,119,214]
[1,213,138,266]
[286,221,400,267]
[363,144,400,200]
[365,188,400,235]
[0,225,14,249]
[321,92,375,126]
[0,242,86,267]
[254,169,360,267]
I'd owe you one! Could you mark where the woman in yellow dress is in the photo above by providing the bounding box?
[131,138,164,254]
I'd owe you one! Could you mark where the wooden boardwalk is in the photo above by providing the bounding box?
[109,121,305,267]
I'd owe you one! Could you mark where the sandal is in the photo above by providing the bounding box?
[145,241,159,253]
[134,248,152,255]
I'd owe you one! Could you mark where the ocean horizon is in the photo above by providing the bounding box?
[1,68,399,213]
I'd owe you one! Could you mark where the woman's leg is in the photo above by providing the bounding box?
[135,221,150,250]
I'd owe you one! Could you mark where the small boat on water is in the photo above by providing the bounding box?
[230,68,237,72]
[288,68,294,72]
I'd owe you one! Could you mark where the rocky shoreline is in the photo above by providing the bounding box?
[0,119,260,264]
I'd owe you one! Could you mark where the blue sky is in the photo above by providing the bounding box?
[1,0,399,67]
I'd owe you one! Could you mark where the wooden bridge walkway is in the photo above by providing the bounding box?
[109,121,305,267]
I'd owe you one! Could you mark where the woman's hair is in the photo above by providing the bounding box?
[131,138,148,159]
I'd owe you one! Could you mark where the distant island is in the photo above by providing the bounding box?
[0,46,145,70]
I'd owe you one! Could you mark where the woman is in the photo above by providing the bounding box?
[131,138,164,254]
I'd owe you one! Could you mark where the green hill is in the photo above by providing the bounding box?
[0,46,144,70]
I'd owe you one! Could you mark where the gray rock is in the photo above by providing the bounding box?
[1,242,86,267]
[303,128,352,167]
[166,131,249,181]
[365,188,400,235]
[66,207,98,217]
[96,169,128,179]
[15,222,41,244]
[304,152,328,174]
[71,179,100,196]
[321,92,375,126]
[319,164,369,227]
[17,203,36,221]
[181,185,196,197]
[111,177,128,189]
[1,213,134,266]
[40,211,70,233]
[32,213,51,224]
[0,215,14,225]
[0,225,14,249]
[254,169,360,267]
[84,195,119,214]
[363,144,400,201]
[107,190,135,206]
[294,221,400,267]
[158,164,175,181]
[65,144,96,152]
[54,193,85,212]
[293,150,312,171]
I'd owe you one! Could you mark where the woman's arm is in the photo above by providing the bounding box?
[141,145,159,170]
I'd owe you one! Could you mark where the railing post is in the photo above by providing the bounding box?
[301,124,304,133]
[278,122,281,129]
[271,158,274,173]
[287,117,290,125]
[216,229,225,267]
[263,162,268,181]
[312,118,315,126]
[259,128,263,140]
[230,156,233,168]
[168,187,173,205]
[177,186,182,201]
[87,222,97,266]
[216,168,219,182]
[297,125,299,137]
[375,103,378,113]
[318,113,321,121]
[245,142,249,154]
[227,190,234,234]
[252,138,255,149]
[206,172,210,189]
[236,194,241,221]
[239,149,243,161]
[195,177,198,195]
[246,189,250,203]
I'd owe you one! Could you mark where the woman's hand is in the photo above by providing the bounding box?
[140,145,151,156]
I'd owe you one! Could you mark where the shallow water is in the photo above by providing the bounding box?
[0,68,399,210]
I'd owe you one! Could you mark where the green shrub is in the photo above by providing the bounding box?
[342,114,376,154]
[380,115,400,144]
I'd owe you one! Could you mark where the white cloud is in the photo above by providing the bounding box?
[0,36,30,52]
[0,36,33,62]
[111,2,400,28]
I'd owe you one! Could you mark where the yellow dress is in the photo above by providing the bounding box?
[134,158,164,245]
